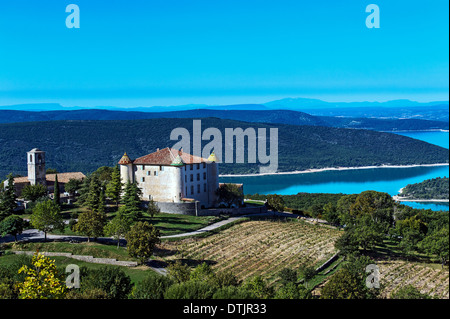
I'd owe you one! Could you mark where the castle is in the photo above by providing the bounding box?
[118,148,220,208]
[8,148,85,198]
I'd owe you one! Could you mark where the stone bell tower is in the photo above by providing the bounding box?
[27,148,47,186]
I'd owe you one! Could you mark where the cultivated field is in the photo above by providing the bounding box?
[155,218,342,283]
[377,260,449,299]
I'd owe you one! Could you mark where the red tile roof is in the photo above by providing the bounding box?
[13,172,86,184]
[132,147,208,166]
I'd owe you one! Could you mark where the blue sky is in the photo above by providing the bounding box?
[0,0,448,107]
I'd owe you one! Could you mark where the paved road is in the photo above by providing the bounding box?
[0,211,325,244]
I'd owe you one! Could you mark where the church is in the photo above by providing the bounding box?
[7,148,86,198]
[118,148,220,208]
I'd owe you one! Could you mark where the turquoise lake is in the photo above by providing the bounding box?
[220,130,449,211]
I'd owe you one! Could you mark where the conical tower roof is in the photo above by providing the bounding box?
[207,151,217,163]
[118,152,132,165]
[170,154,185,166]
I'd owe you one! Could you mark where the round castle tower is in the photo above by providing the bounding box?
[118,152,133,184]
[207,151,219,207]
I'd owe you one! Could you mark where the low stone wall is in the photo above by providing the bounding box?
[153,200,268,216]
[154,201,198,215]
[197,205,268,216]
[13,251,138,267]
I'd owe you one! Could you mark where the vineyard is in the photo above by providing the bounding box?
[378,260,449,299]
[155,218,342,283]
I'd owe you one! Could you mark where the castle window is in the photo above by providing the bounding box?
[147,171,151,176]
[160,166,164,171]
[141,165,145,170]
[197,184,200,194]
[141,177,145,182]
[154,171,158,176]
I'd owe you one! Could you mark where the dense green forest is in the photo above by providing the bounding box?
[400,177,449,200]
[246,193,346,215]
[0,118,448,179]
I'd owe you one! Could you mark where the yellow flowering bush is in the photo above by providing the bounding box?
[17,252,67,299]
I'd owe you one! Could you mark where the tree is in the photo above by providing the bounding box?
[278,268,298,286]
[215,184,244,208]
[320,267,367,299]
[30,200,65,241]
[105,165,123,207]
[17,253,67,299]
[74,210,106,242]
[82,266,133,299]
[85,175,103,213]
[131,275,173,299]
[419,227,449,268]
[167,260,191,284]
[298,264,316,289]
[391,285,432,299]
[0,215,25,241]
[125,221,160,263]
[321,255,379,299]
[164,280,215,299]
[104,212,132,248]
[274,282,312,299]
[53,174,60,206]
[21,184,47,202]
[241,276,273,299]
[147,199,161,219]
[65,178,82,197]
[121,181,143,220]
[395,215,428,258]
[0,174,17,220]
[190,262,215,283]
[323,202,340,226]
[266,194,285,212]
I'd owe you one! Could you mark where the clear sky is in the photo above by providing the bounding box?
[0,0,448,107]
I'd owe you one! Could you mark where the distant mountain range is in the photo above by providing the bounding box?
[0,108,447,132]
[1,98,448,122]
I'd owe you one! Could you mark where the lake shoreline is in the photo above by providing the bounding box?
[219,163,450,178]
[393,196,449,203]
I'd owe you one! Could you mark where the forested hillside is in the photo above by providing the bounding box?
[0,118,448,179]
[400,177,449,200]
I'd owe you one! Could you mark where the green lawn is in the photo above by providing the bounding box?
[5,241,136,261]
[139,212,225,236]
[0,253,158,284]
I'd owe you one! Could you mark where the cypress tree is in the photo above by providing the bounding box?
[0,174,17,221]
[53,174,60,207]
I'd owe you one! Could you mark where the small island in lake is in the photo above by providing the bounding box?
[397,177,449,201]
